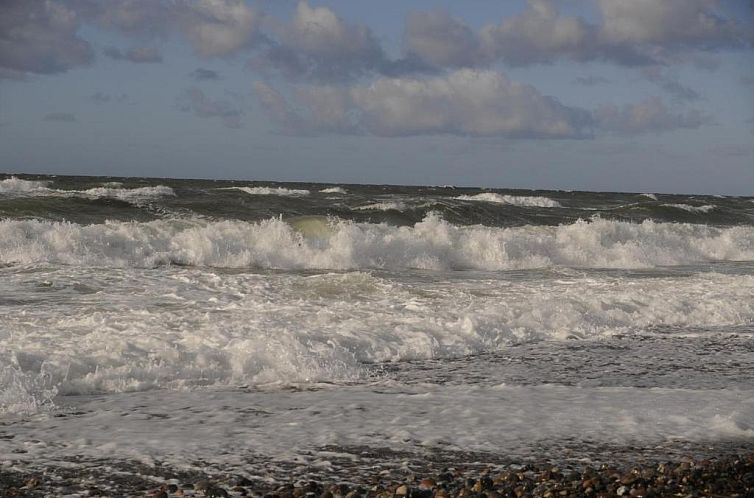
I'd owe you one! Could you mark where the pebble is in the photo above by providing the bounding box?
[2,453,754,497]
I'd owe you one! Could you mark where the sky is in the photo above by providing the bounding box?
[1,0,753,194]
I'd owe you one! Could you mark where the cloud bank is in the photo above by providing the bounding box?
[256,69,594,139]
[404,0,752,69]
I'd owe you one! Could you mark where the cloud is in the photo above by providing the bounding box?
[403,10,486,68]
[255,69,594,139]
[253,1,387,82]
[0,0,93,78]
[481,0,600,66]
[574,75,611,86]
[91,92,131,105]
[594,96,712,134]
[190,68,221,81]
[710,144,754,157]
[178,0,260,57]
[178,87,243,128]
[66,0,172,37]
[402,0,752,69]
[69,0,260,57]
[44,112,77,122]
[641,67,701,102]
[597,0,748,49]
[103,46,163,63]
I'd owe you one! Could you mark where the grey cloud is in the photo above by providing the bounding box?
[659,81,702,102]
[66,0,172,37]
[594,97,712,134]
[104,46,162,63]
[178,87,243,128]
[0,68,28,81]
[253,1,387,82]
[190,68,221,81]
[69,0,261,58]
[741,75,754,86]
[0,0,93,78]
[91,92,131,105]
[178,0,260,57]
[254,81,316,135]
[402,0,752,69]
[480,0,600,66]
[641,67,701,102]
[255,70,593,139]
[403,10,486,68]
[597,0,748,49]
[710,144,754,157]
[44,112,77,122]
[574,75,611,86]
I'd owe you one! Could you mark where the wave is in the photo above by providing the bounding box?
[2,214,754,270]
[662,203,716,214]
[640,193,658,200]
[0,177,51,195]
[220,186,310,196]
[457,193,561,208]
[4,267,754,406]
[0,177,175,202]
[320,187,347,194]
[354,201,407,211]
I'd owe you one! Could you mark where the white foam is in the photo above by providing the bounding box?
[221,186,310,196]
[2,264,754,402]
[663,203,716,213]
[354,201,407,211]
[0,176,52,195]
[320,187,347,194]
[640,193,658,200]
[0,177,175,202]
[2,215,753,270]
[457,193,561,207]
[2,385,752,471]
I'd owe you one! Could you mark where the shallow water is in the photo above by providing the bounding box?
[1,173,753,481]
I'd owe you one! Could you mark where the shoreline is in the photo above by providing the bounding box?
[2,450,753,497]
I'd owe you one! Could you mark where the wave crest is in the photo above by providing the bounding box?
[2,215,754,270]
[220,186,310,196]
[457,193,561,207]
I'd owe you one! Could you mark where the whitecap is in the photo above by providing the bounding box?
[320,187,347,194]
[662,203,716,213]
[220,186,310,196]
[456,193,561,207]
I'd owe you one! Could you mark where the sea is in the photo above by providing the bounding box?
[1,174,753,485]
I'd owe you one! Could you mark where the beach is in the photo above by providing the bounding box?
[2,174,753,497]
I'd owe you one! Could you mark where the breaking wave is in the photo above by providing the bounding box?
[2,214,753,270]
[220,186,310,196]
[0,177,175,202]
[663,203,716,213]
[457,193,562,207]
[320,187,347,194]
[354,201,408,211]
[0,177,51,195]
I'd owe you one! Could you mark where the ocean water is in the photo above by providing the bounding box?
[1,174,753,481]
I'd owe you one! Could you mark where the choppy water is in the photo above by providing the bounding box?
[1,174,753,480]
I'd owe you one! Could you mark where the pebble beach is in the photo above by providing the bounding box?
[3,452,754,497]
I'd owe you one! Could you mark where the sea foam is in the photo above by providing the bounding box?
[220,186,311,196]
[2,215,753,270]
[662,203,716,213]
[456,193,561,207]
[0,177,175,202]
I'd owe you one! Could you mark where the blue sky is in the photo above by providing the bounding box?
[1,0,753,194]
